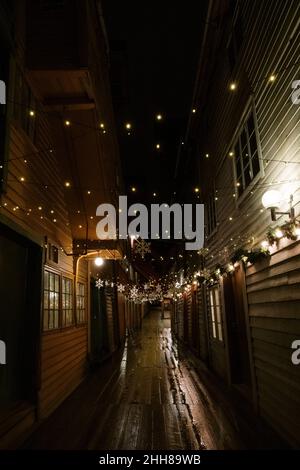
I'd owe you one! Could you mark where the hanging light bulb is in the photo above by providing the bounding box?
[94,257,104,267]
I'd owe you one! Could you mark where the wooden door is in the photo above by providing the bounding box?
[0,224,42,406]
[223,265,252,388]
[90,282,109,362]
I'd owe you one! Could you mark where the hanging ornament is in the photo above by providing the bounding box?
[129,286,139,300]
[117,283,125,293]
[95,279,104,289]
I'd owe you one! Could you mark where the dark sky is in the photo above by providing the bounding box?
[102,1,208,205]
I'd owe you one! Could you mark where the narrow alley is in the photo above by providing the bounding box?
[24,309,283,450]
[0,0,299,459]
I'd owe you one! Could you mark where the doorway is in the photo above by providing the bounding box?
[0,223,42,407]
[223,264,252,394]
[90,281,109,363]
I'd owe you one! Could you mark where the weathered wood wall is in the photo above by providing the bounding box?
[246,239,300,447]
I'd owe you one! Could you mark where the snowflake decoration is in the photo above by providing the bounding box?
[130,286,139,300]
[134,238,151,259]
[95,279,104,289]
[118,283,125,293]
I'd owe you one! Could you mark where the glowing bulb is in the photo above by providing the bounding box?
[125,123,132,130]
[131,186,136,192]
[29,110,35,117]
[156,143,160,149]
[205,153,209,158]
[156,114,162,120]
[229,82,237,91]
[275,228,283,238]
[194,187,200,193]
[100,123,105,128]
[229,151,234,157]
[192,108,196,113]
[269,75,276,82]
[64,181,71,188]
[94,257,104,267]
[64,120,71,126]
[20,176,25,182]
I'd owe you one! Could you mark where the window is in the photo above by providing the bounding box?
[62,277,73,327]
[233,109,261,197]
[206,191,217,236]
[43,270,60,330]
[76,282,86,324]
[208,286,223,341]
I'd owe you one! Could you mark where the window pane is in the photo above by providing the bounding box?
[50,273,54,291]
[44,270,49,290]
[252,152,260,177]
[43,270,60,331]
[218,324,223,342]
[55,274,59,292]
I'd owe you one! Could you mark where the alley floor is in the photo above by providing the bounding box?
[24,309,285,450]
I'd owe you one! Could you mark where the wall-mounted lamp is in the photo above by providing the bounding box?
[262,190,295,222]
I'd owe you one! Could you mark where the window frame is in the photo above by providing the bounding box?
[76,281,86,324]
[43,268,76,332]
[230,101,264,206]
[207,284,223,343]
[61,276,74,328]
[43,268,60,331]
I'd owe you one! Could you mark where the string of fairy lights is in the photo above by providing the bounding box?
[0,57,299,284]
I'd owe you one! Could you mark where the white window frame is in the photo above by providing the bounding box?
[208,285,223,342]
[230,100,264,206]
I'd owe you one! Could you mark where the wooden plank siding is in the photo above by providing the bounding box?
[245,240,300,447]
[0,0,125,447]
[39,326,88,418]
[191,0,300,446]
[198,0,300,271]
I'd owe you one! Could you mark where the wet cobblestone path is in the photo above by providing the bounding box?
[25,309,281,450]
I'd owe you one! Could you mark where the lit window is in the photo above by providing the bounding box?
[76,282,86,324]
[233,108,262,197]
[62,277,73,327]
[43,270,60,330]
[208,285,223,341]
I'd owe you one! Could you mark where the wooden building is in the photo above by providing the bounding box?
[172,0,300,448]
[0,0,144,448]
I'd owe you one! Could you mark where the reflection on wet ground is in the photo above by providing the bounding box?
[25,309,284,450]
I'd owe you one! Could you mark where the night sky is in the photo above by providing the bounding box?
[102,1,207,205]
